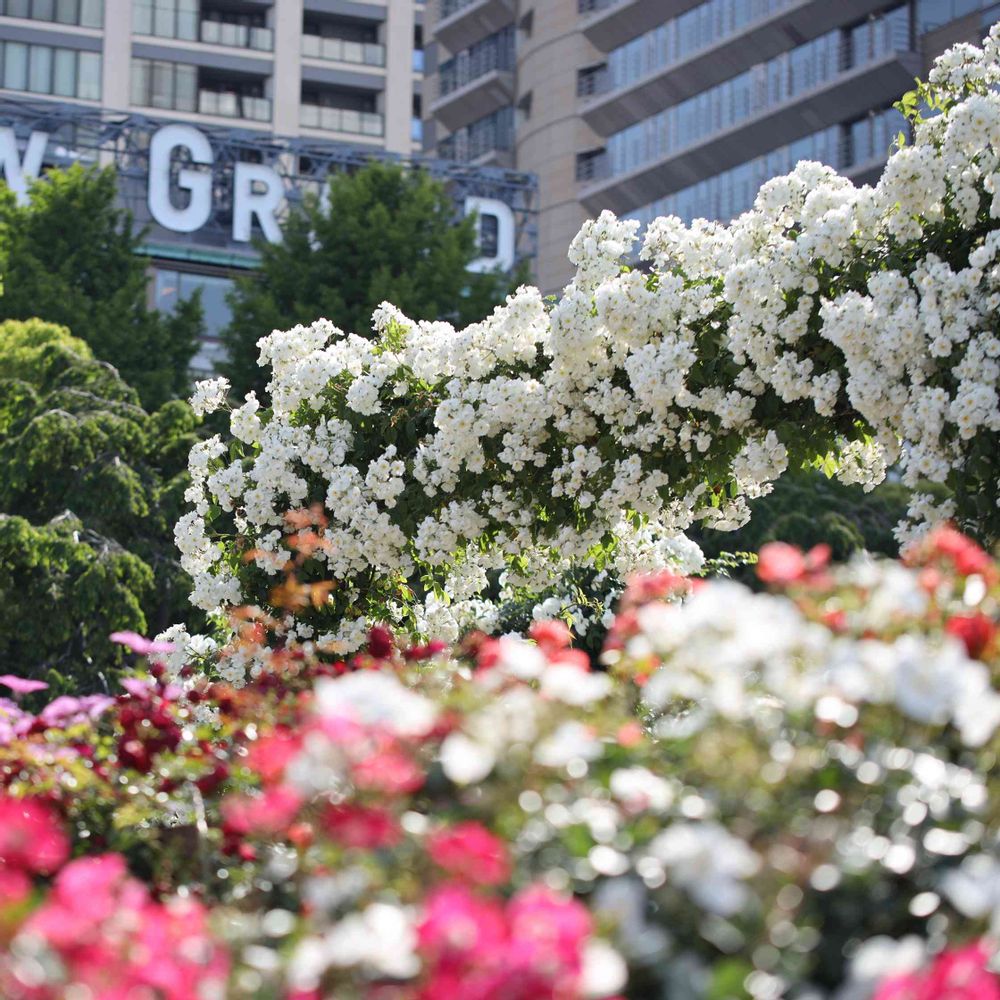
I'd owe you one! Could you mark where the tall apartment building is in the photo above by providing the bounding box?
[0,0,424,153]
[423,0,1000,293]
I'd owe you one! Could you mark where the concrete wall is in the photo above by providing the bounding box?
[515,0,600,294]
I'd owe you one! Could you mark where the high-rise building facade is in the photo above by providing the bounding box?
[424,0,1000,293]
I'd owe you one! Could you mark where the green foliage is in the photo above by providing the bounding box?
[696,471,912,574]
[221,161,527,398]
[0,319,203,686]
[0,513,151,692]
[0,165,202,409]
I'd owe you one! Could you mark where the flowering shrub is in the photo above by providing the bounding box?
[0,528,998,997]
[179,28,1000,660]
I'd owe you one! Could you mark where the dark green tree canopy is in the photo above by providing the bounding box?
[0,319,203,686]
[222,160,524,398]
[0,165,202,409]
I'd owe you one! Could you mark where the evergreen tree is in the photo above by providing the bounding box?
[221,160,524,398]
[0,319,203,688]
[0,165,202,409]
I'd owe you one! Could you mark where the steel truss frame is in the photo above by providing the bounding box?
[0,96,538,269]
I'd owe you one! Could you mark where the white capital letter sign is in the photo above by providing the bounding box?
[148,124,213,233]
[464,196,516,273]
[0,128,48,205]
[232,163,283,243]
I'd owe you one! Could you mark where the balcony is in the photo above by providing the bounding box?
[134,3,273,51]
[198,89,271,122]
[301,34,386,67]
[430,67,513,130]
[431,33,514,131]
[580,0,894,136]
[438,105,513,165]
[578,0,701,52]
[300,104,384,138]
[579,46,920,215]
[435,0,515,54]
[200,19,273,51]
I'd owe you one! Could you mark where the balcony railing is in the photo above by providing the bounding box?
[198,90,271,122]
[301,34,385,67]
[438,107,513,162]
[599,9,912,183]
[438,28,514,97]
[134,2,272,51]
[201,19,273,51]
[441,0,477,17]
[300,104,384,137]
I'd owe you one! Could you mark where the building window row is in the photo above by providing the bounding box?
[133,0,273,52]
[438,25,515,97]
[0,0,102,27]
[916,0,994,31]
[131,58,271,122]
[0,40,100,100]
[625,106,906,227]
[606,0,796,94]
[438,106,514,162]
[605,5,910,179]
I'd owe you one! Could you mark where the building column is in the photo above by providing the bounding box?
[272,0,303,135]
[102,0,132,111]
[384,0,415,154]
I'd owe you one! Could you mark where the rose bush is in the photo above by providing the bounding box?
[178,27,1000,664]
[0,526,997,998]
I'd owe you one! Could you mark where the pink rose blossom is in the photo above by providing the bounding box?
[0,795,69,875]
[109,631,176,655]
[0,675,48,695]
[427,822,511,886]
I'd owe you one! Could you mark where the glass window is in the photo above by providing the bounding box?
[5,0,30,16]
[55,0,76,23]
[130,57,149,104]
[178,273,233,338]
[153,0,174,37]
[132,0,151,34]
[175,62,196,111]
[53,46,75,96]
[28,44,52,93]
[151,60,173,108]
[79,0,101,26]
[154,269,180,313]
[3,42,28,90]
[30,0,54,19]
[77,50,99,99]
[177,0,197,40]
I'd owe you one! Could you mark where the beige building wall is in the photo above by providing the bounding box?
[101,0,131,110]
[514,0,599,294]
[384,0,416,153]
[271,0,304,136]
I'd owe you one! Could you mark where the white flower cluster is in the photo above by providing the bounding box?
[180,28,1000,664]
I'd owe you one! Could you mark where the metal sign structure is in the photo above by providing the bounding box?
[0,95,538,271]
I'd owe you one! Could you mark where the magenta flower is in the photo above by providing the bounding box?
[110,631,176,656]
[0,675,48,695]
